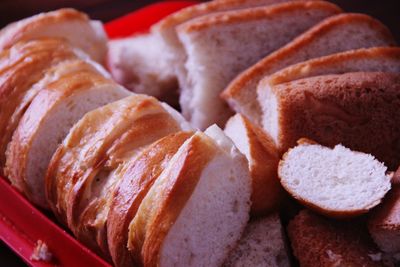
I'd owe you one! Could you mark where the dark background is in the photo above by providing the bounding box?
[0,0,399,266]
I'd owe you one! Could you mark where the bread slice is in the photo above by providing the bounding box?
[107,131,194,267]
[222,13,396,124]
[264,47,400,86]
[4,59,130,208]
[153,0,297,83]
[45,95,191,257]
[0,39,85,174]
[223,213,290,267]
[224,114,284,216]
[177,1,341,129]
[368,186,400,259]
[107,34,178,104]
[260,72,400,169]
[0,8,107,64]
[127,125,251,267]
[279,139,391,218]
[288,209,390,267]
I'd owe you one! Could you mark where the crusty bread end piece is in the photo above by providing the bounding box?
[279,139,391,218]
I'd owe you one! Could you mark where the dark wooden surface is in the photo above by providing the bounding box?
[0,0,399,266]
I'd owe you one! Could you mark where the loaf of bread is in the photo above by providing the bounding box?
[177,1,340,129]
[0,8,108,64]
[224,114,284,216]
[259,72,400,169]
[222,13,396,124]
[5,59,129,208]
[279,139,391,217]
[288,210,390,267]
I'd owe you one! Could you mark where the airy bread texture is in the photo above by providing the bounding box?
[224,114,284,216]
[127,125,251,267]
[279,140,391,218]
[107,131,194,267]
[223,213,290,267]
[288,210,390,267]
[0,39,85,173]
[107,34,178,103]
[5,60,130,208]
[177,1,341,129]
[369,186,400,259]
[222,13,396,124]
[260,72,400,169]
[45,95,189,257]
[0,8,108,64]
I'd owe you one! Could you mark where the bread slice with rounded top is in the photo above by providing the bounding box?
[107,131,194,267]
[4,59,130,208]
[279,139,391,218]
[0,38,86,174]
[368,186,400,259]
[224,113,284,216]
[177,1,341,129]
[45,94,191,257]
[127,125,251,267]
[222,13,396,124]
[288,209,390,267]
[223,213,290,267]
[0,8,108,64]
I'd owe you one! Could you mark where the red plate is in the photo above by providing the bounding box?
[0,1,197,266]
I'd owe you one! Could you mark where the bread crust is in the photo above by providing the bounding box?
[107,131,193,267]
[221,13,395,123]
[5,60,113,208]
[272,72,400,169]
[178,1,341,33]
[288,210,387,267]
[0,39,80,177]
[127,132,217,266]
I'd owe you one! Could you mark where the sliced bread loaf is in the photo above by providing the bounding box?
[368,186,400,259]
[279,139,391,218]
[222,13,396,124]
[224,113,284,216]
[5,59,130,208]
[127,125,251,267]
[223,213,290,267]
[260,72,400,169]
[0,39,83,174]
[0,8,107,63]
[107,131,194,267]
[176,1,341,129]
[288,210,390,267]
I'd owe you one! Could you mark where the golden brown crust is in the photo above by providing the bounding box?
[107,131,193,267]
[288,210,386,267]
[266,47,400,86]
[128,133,217,266]
[5,60,112,206]
[234,114,284,216]
[178,1,341,33]
[221,13,394,120]
[273,72,400,170]
[0,39,79,178]
[0,9,88,50]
